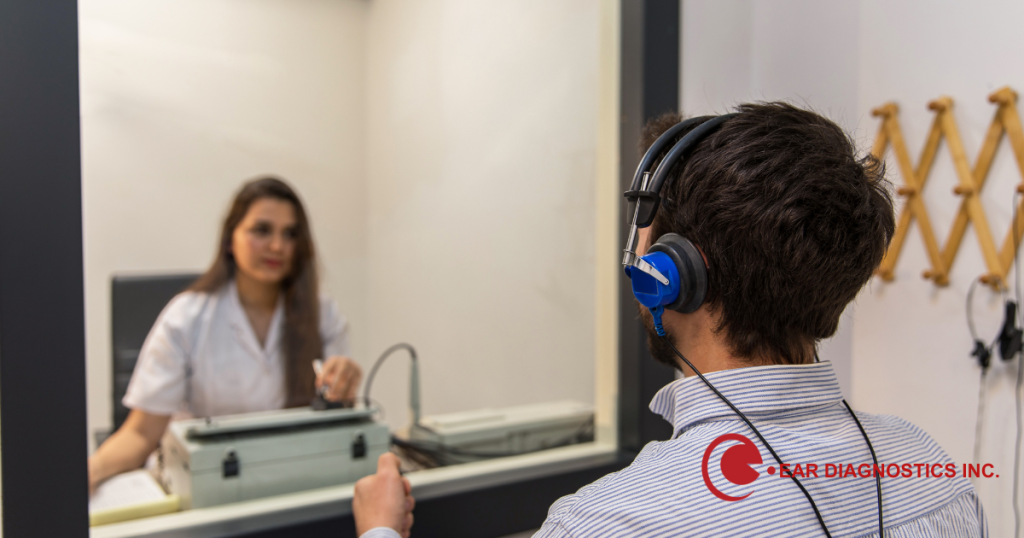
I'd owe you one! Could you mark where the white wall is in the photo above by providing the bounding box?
[79,0,369,451]
[854,2,1024,536]
[363,0,600,430]
[683,0,1024,534]
[681,0,860,396]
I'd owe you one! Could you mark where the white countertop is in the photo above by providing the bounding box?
[91,442,618,538]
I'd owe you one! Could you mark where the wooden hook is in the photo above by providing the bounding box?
[873,88,1024,288]
[928,96,953,112]
[872,102,899,118]
[989,86,1018,105]
[922,270,948,285]
[979,273,1004,290]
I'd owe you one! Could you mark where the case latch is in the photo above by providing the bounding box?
[222,450,240,478]
[352,433,367,459]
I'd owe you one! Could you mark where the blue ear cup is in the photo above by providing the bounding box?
[625,233,708,335]
[625,251,681,309]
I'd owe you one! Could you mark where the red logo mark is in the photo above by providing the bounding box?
[701,433,763,501]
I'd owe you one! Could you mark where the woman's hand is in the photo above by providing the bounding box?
[354,453,414,538]
[88,410,170,495]
[316,356,362,402]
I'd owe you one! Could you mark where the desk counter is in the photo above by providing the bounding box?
[91,442,618,538]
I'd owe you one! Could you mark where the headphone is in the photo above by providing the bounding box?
[623,114,885,538]
[622,114,736,334]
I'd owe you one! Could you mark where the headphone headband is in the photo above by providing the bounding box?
[648,113,737,195]
[622,113,737,289]
[627,115,714,192]
[624,113,738,229]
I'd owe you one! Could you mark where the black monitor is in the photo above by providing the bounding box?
[110,273,200,432]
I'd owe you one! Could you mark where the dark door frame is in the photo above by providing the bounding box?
[0,1,89,537]
[618,0,681,453]
[0,1,680,536]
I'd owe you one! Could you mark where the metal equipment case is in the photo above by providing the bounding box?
[160,407,389,509]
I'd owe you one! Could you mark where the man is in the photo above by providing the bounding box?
[352,103,988,537]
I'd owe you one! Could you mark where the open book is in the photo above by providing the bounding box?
[89,470,180,526]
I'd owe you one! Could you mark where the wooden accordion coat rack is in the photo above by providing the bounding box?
[872,86,1024,288]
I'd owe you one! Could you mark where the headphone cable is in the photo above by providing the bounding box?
[974,368,987,474]
[841,398,885,538]
[1013,190,1023,538]
[966,276,1001,473]
[661,333,884,538]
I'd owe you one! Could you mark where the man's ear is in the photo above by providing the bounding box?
[695,243,709,268]
[637,227,652,255]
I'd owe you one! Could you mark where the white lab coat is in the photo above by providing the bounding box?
[122,280,351,418]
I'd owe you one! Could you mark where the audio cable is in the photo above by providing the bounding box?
[973,367,987,476]
[966,277,995,471]
[391,419,595,468]
[1013,190,1023,538]
[965,275,1012,476]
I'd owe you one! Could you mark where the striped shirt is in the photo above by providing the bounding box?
[359,529,402,538]
[534,361,988,537]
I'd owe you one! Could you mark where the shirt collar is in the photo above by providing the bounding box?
[649,361,844,438]
[227,278,285,356]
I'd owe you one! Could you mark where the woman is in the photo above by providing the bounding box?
[89,176,362,490]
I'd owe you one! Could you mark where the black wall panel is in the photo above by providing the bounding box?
[0,1,89,536]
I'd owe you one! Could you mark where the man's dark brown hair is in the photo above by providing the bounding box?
[643,102,895,365]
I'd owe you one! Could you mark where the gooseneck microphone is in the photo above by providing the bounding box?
[363,343,421,428]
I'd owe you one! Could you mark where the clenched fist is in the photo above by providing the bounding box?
[354,453,415,538]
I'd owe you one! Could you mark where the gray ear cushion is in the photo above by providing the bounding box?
[647,233,708,313]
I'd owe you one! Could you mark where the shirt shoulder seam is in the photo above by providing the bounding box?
[847,490,980,538]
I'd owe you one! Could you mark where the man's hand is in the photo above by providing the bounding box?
[354,453,414,538]
[316,355,362,402]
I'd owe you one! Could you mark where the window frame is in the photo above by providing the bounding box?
[0,1,681,536]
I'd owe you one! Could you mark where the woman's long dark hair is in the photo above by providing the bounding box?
[190,176,321,407]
